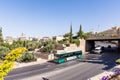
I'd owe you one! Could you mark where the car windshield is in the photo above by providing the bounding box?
[95,47,101,50]
[95,49,100,50]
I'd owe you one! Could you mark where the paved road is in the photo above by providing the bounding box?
[5,52,120,80]
[47,52,120,80]
[5,59,83,80]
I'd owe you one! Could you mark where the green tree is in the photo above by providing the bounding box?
[82,32,91,39]
[0,46,10,60]
[0,27,3,42]
[26,41,36,51]
[69,24,73,43]
[18,52,37,62]
[63,33,70,38]
[52,36,56,41]
[65,40,70,47]
[0,43,13,50]
[77,25,83,39]
[11,40,41,51]
[40,40,56,53]
[73,39,80,47]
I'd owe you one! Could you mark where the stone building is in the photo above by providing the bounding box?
[4,36,13,44]
[19,33,26,41]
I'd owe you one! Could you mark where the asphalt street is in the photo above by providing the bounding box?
[48,53,119,80]
[5,51,120,80]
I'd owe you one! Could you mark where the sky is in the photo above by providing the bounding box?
[0,0,120,38]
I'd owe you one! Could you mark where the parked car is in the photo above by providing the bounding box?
[91,47,102,54]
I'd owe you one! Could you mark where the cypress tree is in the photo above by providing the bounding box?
[69,24,73,43]
[0,27,3,42]
[78,25,83,39]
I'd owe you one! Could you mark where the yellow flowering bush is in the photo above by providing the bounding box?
[0,47,27,80]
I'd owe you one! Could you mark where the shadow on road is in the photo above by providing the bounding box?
[79,52,120,70]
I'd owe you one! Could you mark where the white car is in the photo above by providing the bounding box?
[91,47,102,54]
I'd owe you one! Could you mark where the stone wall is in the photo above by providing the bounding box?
[35,52,54,60]
[78,39,86,53]
[64,39,86,54]
[64,44,78,51]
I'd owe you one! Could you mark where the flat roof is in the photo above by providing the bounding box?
[55,50,82,55]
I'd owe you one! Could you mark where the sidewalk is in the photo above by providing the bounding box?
[14,58,48,69]
[88,65,120,80]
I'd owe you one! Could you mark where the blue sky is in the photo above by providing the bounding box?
[0,0,120,38]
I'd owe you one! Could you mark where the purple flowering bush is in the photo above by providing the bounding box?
[101,68,120,80]
[101,76,109,80]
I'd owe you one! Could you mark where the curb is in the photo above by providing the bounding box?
[88,65,120,80]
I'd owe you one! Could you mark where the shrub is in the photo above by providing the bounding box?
[63,40,70,47]
[18,52,37,62]
[73,39,80,47]
[41,47,48,52]
[0,47,26,80]
[40,43,55,53]
[58,40,64,44]
[52,36,56,41]
[111,34,118,38]
[55,44,64,50]
[65,42,70,47]
[0,42,13,50]
[0,46,10,60]
[63,38,68,42]
[116,59,120,64]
